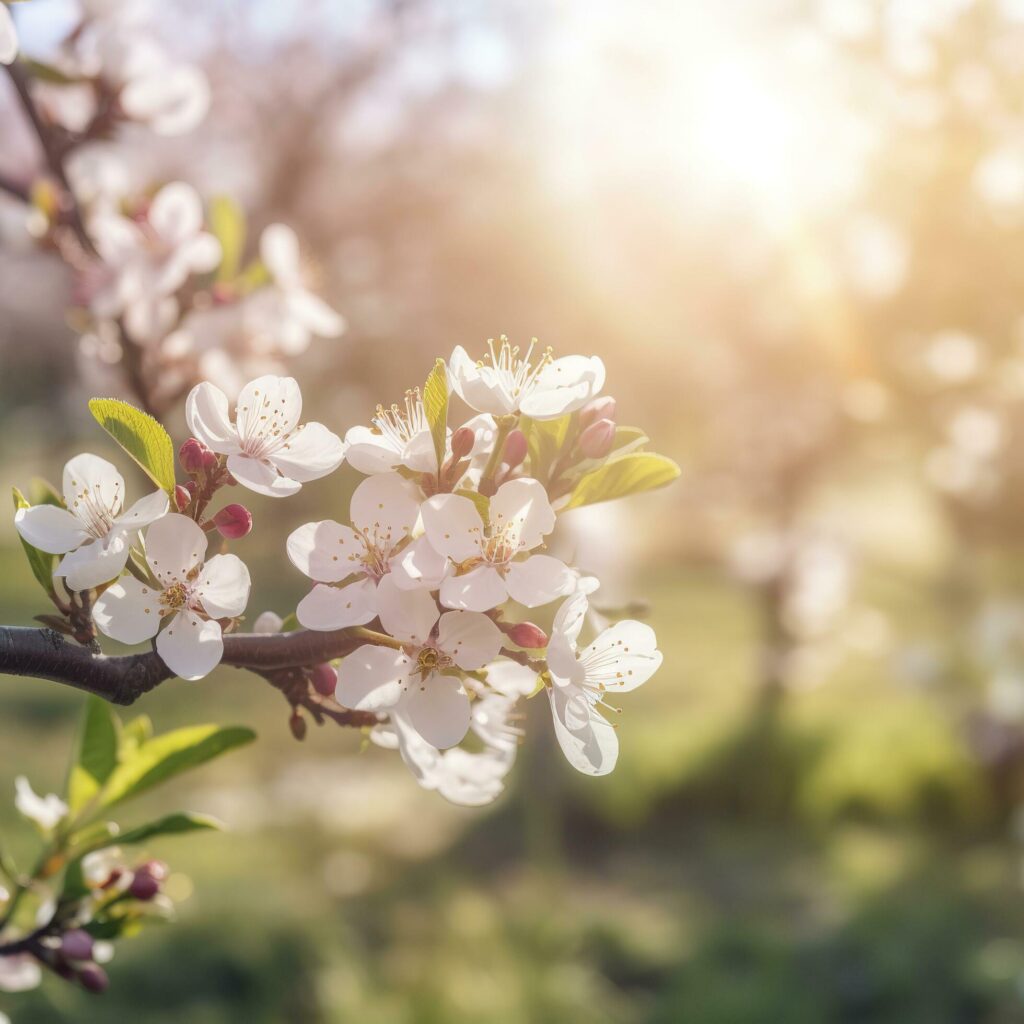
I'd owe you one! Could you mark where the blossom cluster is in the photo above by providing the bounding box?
[14,340,671,805]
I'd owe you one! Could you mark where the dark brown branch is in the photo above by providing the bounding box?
[0,625,378,710]
[0,171,30,204]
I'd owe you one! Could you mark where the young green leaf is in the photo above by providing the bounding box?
[563,452,680,510]
[88,398,176,496]
[423,358,449,473]
[209,195,246,282]
[12,486,57,599]
[29,477,63,507]
[120,714,154,759]
[67,697,120,815]
[97,724,256,812]
[114,812,223,846]
[521,414,573,481]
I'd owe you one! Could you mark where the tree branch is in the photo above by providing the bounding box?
[0,625,381,716]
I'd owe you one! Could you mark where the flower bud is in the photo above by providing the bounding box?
[174,484,191,512]
[78,963,109,994]
[579,396,616,429]
[289,709,307,741]
[578,418,616,459]
[311,662,337,697]
[129,861,166,902]
[61,929,94,962]
[213,504,252,540]
[179,437,216,475]
[450,426,476,461]
[507,621,548,649]
[503,429,528,470]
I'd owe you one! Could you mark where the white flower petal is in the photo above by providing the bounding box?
[115,488,170,529]
[548,686,619,776]
[14,504,89,554]
[440,565,508,612]
[402,672,472,749]
[336,644,412,711]
[489,478,556,550]
[0,952,42,993]
[14,776,67,833]
[421,493,484,562]
[253,610,284,633]
[376,573,439,644]
[62,453,125,519]
[185,381,241,453]
[343,424,402,474]
[519,355,606,419]
[448,345,514,415]
[268,421,345,483]
[93,576,162,644]
[437,610,504,670]
[400,429,441,473]
[349,472,419,543]
[297,579,378,630]
[286,520,364,583]
[260,223,300,284]
[156,610,224,680]
[505,555,575,608]
[391,535,449,590]
[0,5,18,66]
[145,513,208,585]
[226,453,301,498]
[552,591,589,647]
[55,533,131,591]
[148,181,202,246]
[235,375,302,446]
[288,288,345,337]
[580,620,663,693]
[194,553,250,619]
[485,658,539,697]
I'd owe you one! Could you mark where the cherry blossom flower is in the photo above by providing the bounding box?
[14,776,68,833]
[448,338,606,420]
[336,576,503,749]
[92,514,250,680]
[0,953,41,993]
[246,224,345,355]
[421,478,574,612]
[186,375,345,497]
[287,473,421,630]
[14,453,169,592]
[545,592,662,776]
[89,182,221,341]
[0,4,18,65]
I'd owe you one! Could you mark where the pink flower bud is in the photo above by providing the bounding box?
[213,504,252,540]
[503,429,528,470]
[61,929,94,962]
[450,426,475,460]
[179,437,214,475]
[579,418,616,459]
[507,621,548,649]
[579,396,617,429]
[79,963,109,994]
[129,871,160,902]
[310,662,337,697]
[174,484,191,511]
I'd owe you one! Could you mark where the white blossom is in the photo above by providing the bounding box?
[288,473,423,630]
[545,592,662,776]
[0,953,41,993]
[14,776,68,833]
[421,478,574,612]
[15,453,168,591]
[336,576,503,749]
[448,338,605,419]
[89,182,221,341]
[186,375,345,497]
[0,5,18,66]
[93,514,250,680]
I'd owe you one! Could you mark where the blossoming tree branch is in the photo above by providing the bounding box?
[0,0,677,999]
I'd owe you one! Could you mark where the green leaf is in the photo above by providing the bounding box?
[67,697,119,815]
[21,58,83,85]
[29,477,63,507]
[114,812,223,846]
[12,487,57,599]
[423,358,449,473]
[88,398,176,496]
[521,415,573,481]
[61,856,88,902]
[279,612,300,632]
[209,195,246,282]
[563,452,680,510]
[612,426,649,455]
[120,714,153,759]
[97,725,256,812]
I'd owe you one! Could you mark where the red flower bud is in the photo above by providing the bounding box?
[79,963,109,994]
[450,426,475,461]
[174,484,191,511]
[579,418,616,459]
[289,710,307,741]
[213,503,252,540]
[61,929,94,962]
[503,429,528,470]
[129,860,166,901]
[310,662,337,697]
[139,859,169,883]
[507,621,548,649]
[179,437,215,475]
[579,396,616,429]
